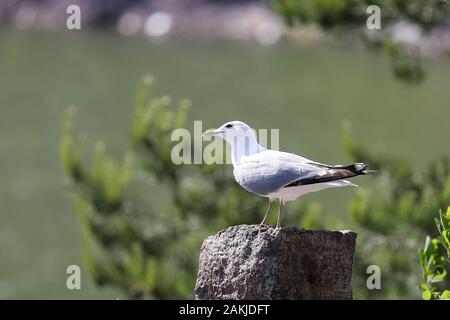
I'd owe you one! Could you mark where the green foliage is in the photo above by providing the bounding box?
[342,123,450,233]
[61,75,450,299]
[419,207,450,300]
[342,122,450,298]
[435,207,450,258]
[388,42,425,84]
[62,108,163,298]
[272,0,362,28]
[272,0,450,84]
[61,108,133,214]
[273,1,450,29]
[61,81,205,299]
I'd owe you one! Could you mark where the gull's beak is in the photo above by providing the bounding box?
[201,128,224,138]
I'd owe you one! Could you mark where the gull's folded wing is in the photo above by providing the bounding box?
[234,150,326,196]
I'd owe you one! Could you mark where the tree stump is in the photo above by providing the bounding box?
[194,224,357,300]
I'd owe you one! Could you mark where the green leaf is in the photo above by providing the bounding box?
[424,236,431,252]
[422,290,432,300]
[440,290,450,299]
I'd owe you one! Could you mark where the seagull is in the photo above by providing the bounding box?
[202,121,376,228]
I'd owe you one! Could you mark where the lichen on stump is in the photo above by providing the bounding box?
[194,224,357,300]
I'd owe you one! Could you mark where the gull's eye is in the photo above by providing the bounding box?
[225,124,233,129]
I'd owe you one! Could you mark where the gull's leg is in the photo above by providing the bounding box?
[259,199,274,226]
[276,199,285,228]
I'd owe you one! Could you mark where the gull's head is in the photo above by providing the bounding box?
[202,121,256,145]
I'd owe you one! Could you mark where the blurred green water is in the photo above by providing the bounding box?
[0,28,449,298]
